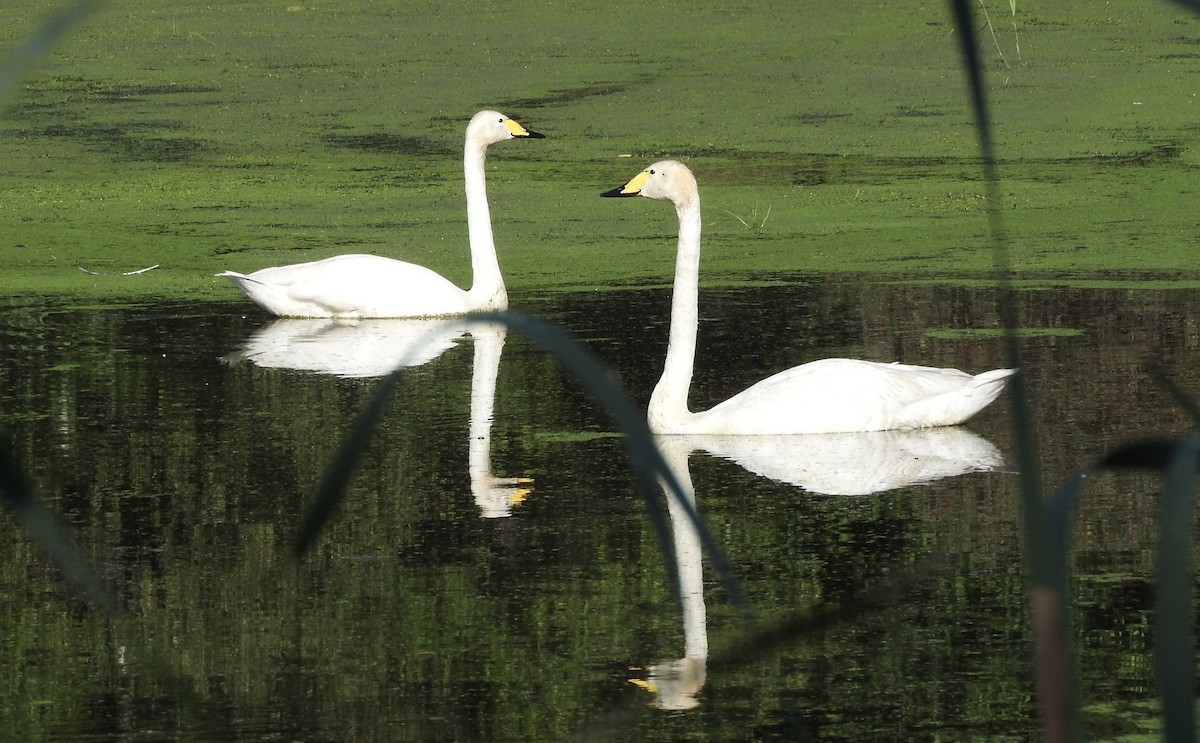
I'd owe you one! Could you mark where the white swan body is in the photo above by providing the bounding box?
[602,160,1014,435]
[218,110,543,318]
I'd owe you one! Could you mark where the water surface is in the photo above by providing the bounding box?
[0,279,1190,740]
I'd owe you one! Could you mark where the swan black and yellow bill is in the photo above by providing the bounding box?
[600,169,649,197]
[505,119,545,138]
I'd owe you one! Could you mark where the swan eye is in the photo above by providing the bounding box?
[649,169,656,175]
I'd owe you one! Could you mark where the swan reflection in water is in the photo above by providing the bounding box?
[629,436,709,711]
[222,318,531,517]
[632,427,1006,709]
[673,426,1006,496]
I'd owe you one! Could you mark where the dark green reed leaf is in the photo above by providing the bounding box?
[483,311,753,627]
[292,320,449,556]
[1048,439,1188,593]
[946,0,1071,738]
[294,312,754,629]
[0,442,116,616]
[1097,439,1181,470]
[1044,434,1200,743]
[1166,0,1200,17]
[944,0,1049,583]
[1,441,232,731]
[0,1,101,108]
[1149,363,1200,427]
[945,0,992,167]
[1155,435,1200,742]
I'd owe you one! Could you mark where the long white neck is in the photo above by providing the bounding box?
[648,199,702,433]
[463,141,507,311]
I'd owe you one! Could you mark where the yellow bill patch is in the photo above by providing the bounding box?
[503,119,532,137]
[620,170,651,195]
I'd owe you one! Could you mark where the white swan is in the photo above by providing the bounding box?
[217,110,543,318]
[602,160,1015,435]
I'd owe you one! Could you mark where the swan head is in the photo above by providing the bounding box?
[601,160,698,209]
[467,109,545,146]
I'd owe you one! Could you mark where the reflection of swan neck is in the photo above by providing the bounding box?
[649,199,702,433]
[469,327,504,493]
[672,488,708,662]
[633,439,709,711]
[468,326,528,518]
[464,140,506,310]
[659,441,708,661]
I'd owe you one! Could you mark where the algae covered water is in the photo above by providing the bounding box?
[3,0,1200,739]
[1,1,1199,301]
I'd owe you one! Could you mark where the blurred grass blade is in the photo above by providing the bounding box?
[1150,363,1200,426]
[1096,438,1180,470]
[945,0,1048,582]
[1043,432,1200,743]
[2,440,238,727]
[293,320,463,555]
[1155,435,1200,742]
[293,311,753,629]
[293,368,404,555]
[1045,469,1090,599]
[0,443,116,616]
[1166,0,1200,16]
[476,311,754,626]
[946,0,992,159]
[1050,438,1190,582]
[946,0,1069,738]
[0,0,101,108]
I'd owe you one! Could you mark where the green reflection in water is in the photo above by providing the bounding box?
[0,280,1192,740]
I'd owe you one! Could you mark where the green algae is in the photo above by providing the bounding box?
[1,1,1199,305]
[924,326,1085,339]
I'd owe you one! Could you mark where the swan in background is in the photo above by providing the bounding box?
[602,160,1015,435]
[218,110,544,318]
[222,319,531,517]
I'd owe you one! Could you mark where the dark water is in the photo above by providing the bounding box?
[0,279,1192,740]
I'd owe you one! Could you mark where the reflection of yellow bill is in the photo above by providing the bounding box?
[510,477,535,507]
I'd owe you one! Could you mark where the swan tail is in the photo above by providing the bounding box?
[216,270,265,286]
[901,367,1017,428]
[217,270,319,316]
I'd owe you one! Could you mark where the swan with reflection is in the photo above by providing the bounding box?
[222,319,531,517]
[603,161,1015,435]
[218,110,543,318]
